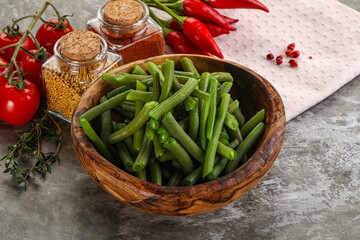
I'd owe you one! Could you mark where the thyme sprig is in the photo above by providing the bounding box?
[1,110,62,189]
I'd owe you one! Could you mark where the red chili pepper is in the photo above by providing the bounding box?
[202,0,269,12]
[169,19,182,31]
[203,22,230,37]
[167,0,234,30]
[182,18,224,58]
[149,8,212,56]
[222,15,239,24]
[166,31,213,56]
[167,18,229,37]
[152,0,224,58]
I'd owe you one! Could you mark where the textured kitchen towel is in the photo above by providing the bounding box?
[163,0,360,121]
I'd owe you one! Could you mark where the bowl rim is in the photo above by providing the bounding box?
[71,54,286,213]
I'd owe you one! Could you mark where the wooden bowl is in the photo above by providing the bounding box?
[71,54,286,216]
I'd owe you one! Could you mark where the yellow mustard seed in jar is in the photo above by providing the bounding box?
[41,30,122,121]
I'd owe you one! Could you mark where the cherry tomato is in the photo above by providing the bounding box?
[0,80,40,126]
[0,56,9,85]
[36,19,73,55]
[18,49,51,97]
[0,31,35,62]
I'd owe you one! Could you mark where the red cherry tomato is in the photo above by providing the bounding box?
[0,80,40,126]
[0,56,9,85]
[0,31,35,62]
[18,49,51,97]
[36,19,73,55]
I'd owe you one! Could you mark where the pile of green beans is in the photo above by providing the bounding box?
[79,57,265,186]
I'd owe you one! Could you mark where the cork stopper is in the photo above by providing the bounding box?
[103,0,143,26]
[60,30,101,61]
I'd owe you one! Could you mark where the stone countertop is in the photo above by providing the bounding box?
[0,1,359,239]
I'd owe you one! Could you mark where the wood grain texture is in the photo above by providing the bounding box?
[71,54,286,216]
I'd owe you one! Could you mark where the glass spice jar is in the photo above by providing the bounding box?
[41,30,122,122]
[87,0,164,64]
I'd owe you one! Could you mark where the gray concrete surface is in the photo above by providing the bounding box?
[0,0,359,239]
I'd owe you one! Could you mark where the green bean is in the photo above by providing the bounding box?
[203,93,230,178]
[217,141,237,160]
[228,100,239,113]
[158,151,175,162]
[125,90,153,102]
[146,62,164,84]
[102,72,121,86]
[80,89,132,125]
[219,138,229,145]
[162,112,205,164]
[149,160,162,185]
[192,89,211,101]
[167,169,182,186]
[112,107,134,119]
[133,81,147,152]
[132,65,148,75]
[182,166,202,186]
[174,70,197,78]
[159,131,170,143]
[136,169,147,181]
[149,78,198,120]
[114,141,134,172]
[80,118,113,162]
[103,72,151,87]
[217,82,233,103]
[206,77,218,140]
[159,59,174,103]
[106,83,135,99]
[132,134,153,172]
[224,112,239,130]
[149,118,160,131]
[180,57,200,78]
[211,72,233,82]
[198,73,210,150]
[225,122,265,174]
[153,133,165,158]
[152,71,160,101]
[220,131,229,141]
[226,126,243,143]
[240,108,265,138]
[119,101,136,112]
[146,126,156,141]
[108,101,158,144]
[231,99,246,127]
[99,96,112,147]
[114,73,152,85]
[140,78,154,87]
[188,101,199,141]
[114,122,138,157]
[175,75,191,84]
[157,124,168,134]
[163,137,195,174]
[172,75,197,111]
[184,95,197,111]
[199,99,210,150]
[198,72,210,107]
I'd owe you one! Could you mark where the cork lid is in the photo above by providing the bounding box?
[60,30,101,61]
[103,0,143,26]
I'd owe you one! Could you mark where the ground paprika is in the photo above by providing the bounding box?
[87,0,164,64]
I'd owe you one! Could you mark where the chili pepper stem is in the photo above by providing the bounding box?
[149,8,172,37]
[4,0,52,90]
[150,0,187,26]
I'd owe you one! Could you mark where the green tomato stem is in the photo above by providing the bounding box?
[5,0,52,90]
